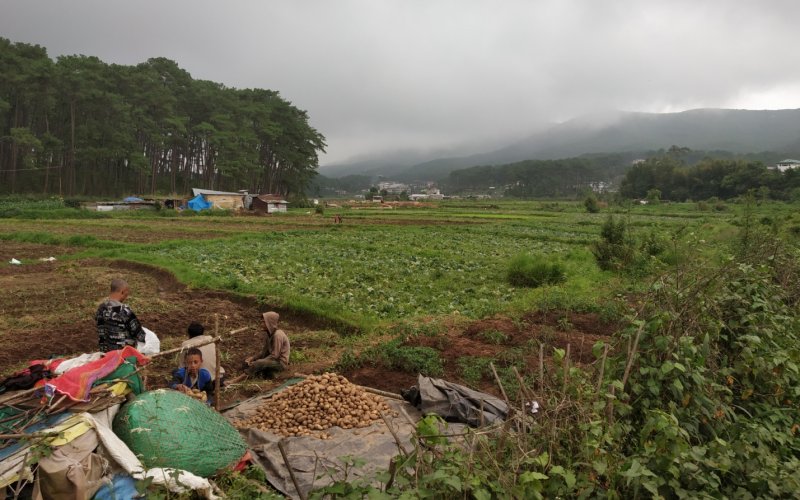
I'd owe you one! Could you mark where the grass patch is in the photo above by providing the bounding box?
[365,339,444,376]
[506,253,566,288]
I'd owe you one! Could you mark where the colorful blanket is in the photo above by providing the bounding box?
[44,347,149,402]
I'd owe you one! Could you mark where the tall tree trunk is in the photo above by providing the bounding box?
[150,145,158,195]
[68,100,76,196]
[43,113,51,194]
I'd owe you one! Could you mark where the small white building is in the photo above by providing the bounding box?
[252,194,288,213]
[774,159,800,172]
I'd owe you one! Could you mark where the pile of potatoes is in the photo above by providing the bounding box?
[234,373,394,439]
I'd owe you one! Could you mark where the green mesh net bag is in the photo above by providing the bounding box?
[113,389,247,477]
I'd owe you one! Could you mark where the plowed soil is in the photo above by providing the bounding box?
[1,241,618,406]
[0,243,334,406]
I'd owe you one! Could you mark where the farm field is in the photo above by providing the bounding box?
[3,198,800,496]
[0,199,756,399]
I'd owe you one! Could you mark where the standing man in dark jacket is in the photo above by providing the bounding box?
[96,278,146,352]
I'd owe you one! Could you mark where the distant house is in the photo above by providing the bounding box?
[774,159,800,172]
[191,188,246,210]
[251,194,288,214]
[377,181,409,194]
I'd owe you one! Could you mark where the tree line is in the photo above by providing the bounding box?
[0,38,326,198]
[619,149,800,201]
[445,153,635,197]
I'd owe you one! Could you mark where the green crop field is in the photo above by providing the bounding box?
[0,199,756,331]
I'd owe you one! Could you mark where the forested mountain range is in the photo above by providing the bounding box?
[0,38,325,197]
[324,109,800,182]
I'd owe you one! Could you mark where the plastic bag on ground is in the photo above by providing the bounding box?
[135,328,160,355]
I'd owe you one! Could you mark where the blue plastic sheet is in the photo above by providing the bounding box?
[187,195,212,211]
[92,474,139,500]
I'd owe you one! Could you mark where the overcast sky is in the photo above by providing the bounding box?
[3,0,800,166]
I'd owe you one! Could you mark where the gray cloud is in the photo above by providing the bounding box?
[3,0,800,165]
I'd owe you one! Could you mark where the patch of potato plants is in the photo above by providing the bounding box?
[233,373,394,439]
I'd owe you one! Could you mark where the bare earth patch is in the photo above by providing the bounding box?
[0,246,339,406]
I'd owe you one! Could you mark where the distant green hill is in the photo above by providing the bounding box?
[324,109,800,182]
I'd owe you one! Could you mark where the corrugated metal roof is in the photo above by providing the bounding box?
[255,194,288,203]
[191,188,245,196]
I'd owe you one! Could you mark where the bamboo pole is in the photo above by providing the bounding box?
[489,362,509,405]
[214,340,222,411]
[278,440,306,500]
[147,326,248,360]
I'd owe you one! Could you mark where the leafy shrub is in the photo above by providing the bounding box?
[506,254,566,288]
[584,194,600,213]
[591,215,636,271]
[334,348,363,372]
[640,229,667,257]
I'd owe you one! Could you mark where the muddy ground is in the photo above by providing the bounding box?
[1,241,617,406]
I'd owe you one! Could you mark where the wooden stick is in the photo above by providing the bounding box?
[398,406,416,428]
[45,395,69,415]
[0,430,61,440]
[538,343,545,392]
[512,366,533,403]
[361,386,403,401]
[147,326,248,360]
[381,413,408,455]
[596,344,609,395]
[562,344,571,392]
[278,440,306,500]
[489,362,509,405]
[0,387,39,406]
[214,340,222,412]
[621,323,644,391]
[148,336,222,359]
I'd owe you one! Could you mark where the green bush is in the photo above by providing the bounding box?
[591,215,636,271]
[584,194,600,213]
[368,339,443,376]
[506,254,566,288]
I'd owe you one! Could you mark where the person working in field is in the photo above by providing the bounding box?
[242,311,290,379]
[181,322,225,383]
[172,347,214,404]
[96,278,146,353]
